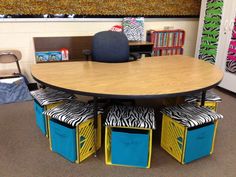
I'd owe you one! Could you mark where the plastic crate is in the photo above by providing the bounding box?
[33,100,61,137]
[49,114,101,163]
[161,114,218,164]
[105,126,152,168]
[198,101,218,112]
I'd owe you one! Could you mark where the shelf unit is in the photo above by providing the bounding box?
[146,29,185,56]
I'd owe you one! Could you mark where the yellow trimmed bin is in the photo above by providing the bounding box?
[198,101,218,112]
[31,87,74,137]
[44,100,101,163]
[185,90,222,112]
[105,105,155,168]
[161,103,223,164]
[33,100,61,137]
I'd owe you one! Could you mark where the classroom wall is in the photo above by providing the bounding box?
[0,18,199,82]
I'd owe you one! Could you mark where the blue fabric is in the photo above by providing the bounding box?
[0,77,32,104]
[184,123,215,163]
[50,119,77,162]
[34,101,46,136]
[111,128,149,168]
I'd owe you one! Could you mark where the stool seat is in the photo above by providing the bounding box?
[161,103,223,128]
[44,100,102,163]
[44,100,100,127]
[30,87,74,106]
[105,105,155,129]
[185,90,222,103]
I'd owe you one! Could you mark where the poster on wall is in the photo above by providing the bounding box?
[225,18,236,74]
[198,0,224,64]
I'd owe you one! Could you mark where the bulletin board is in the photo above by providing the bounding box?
[0,0,201,17]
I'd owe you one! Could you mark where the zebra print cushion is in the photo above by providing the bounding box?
[105,105,155,129]
[185,90,222,103]
[43,100,101,127]
[161,103,223,128]
[30,87,74,106]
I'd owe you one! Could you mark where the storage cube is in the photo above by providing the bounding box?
[197,101,218,112]
[33,100,60,137]
[161,114,218,164]
[50,118,77,162]
[31,87,74,137]
[34,100,47,136]
[105,126,152,168]
[105,105,155,168]
[161,103,223,164]
[49,114,102,163]
[185,90,221,111]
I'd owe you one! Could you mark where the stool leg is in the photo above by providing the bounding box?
[201,90,207,106]
[93,97,98,157]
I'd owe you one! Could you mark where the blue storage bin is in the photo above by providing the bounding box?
[111,128,149,168]
[34,101,46,136]
[50,119,77,163]
[184,123,215,163]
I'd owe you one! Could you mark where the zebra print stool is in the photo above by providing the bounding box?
[161,103,223,164]
[43,100,102,163]
[105,105,155,168]
[185,90,222,111]
[30,87,74,137]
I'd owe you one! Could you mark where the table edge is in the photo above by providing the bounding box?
[32,74,223,99]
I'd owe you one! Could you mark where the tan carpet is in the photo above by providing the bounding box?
[0,88,235,177]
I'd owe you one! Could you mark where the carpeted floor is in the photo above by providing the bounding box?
[0,88,236,177]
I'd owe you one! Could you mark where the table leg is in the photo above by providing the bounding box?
[200,90,206,106]
[93,97,98,157]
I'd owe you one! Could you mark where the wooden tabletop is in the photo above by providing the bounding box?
[31,55,223,98]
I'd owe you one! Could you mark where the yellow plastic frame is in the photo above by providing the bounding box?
[105,126,153,168]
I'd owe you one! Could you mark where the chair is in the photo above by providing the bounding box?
[0,50,22,79]
[84,31,140,62]
[84,31,138,111]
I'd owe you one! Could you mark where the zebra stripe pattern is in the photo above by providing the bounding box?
[198,0,224,64]
[226,17,236,74]
[226,59,236,73]
[161,103,223,128]
[105,105,155,129]
[185,90,222,103]
[123,17,144,41]
[43,100,101,127]
[30,87,74,106]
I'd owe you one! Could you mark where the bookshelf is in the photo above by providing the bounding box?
[146,29,185,56]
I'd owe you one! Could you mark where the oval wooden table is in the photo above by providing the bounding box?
[31,55,223,99]
[31,55,223,154]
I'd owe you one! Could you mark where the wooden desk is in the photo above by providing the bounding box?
[34,36,93,62]
[31,55,223,99]
[129,41,154,57]
[33,36,154,63]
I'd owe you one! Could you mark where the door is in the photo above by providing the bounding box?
[216,0,236,93]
